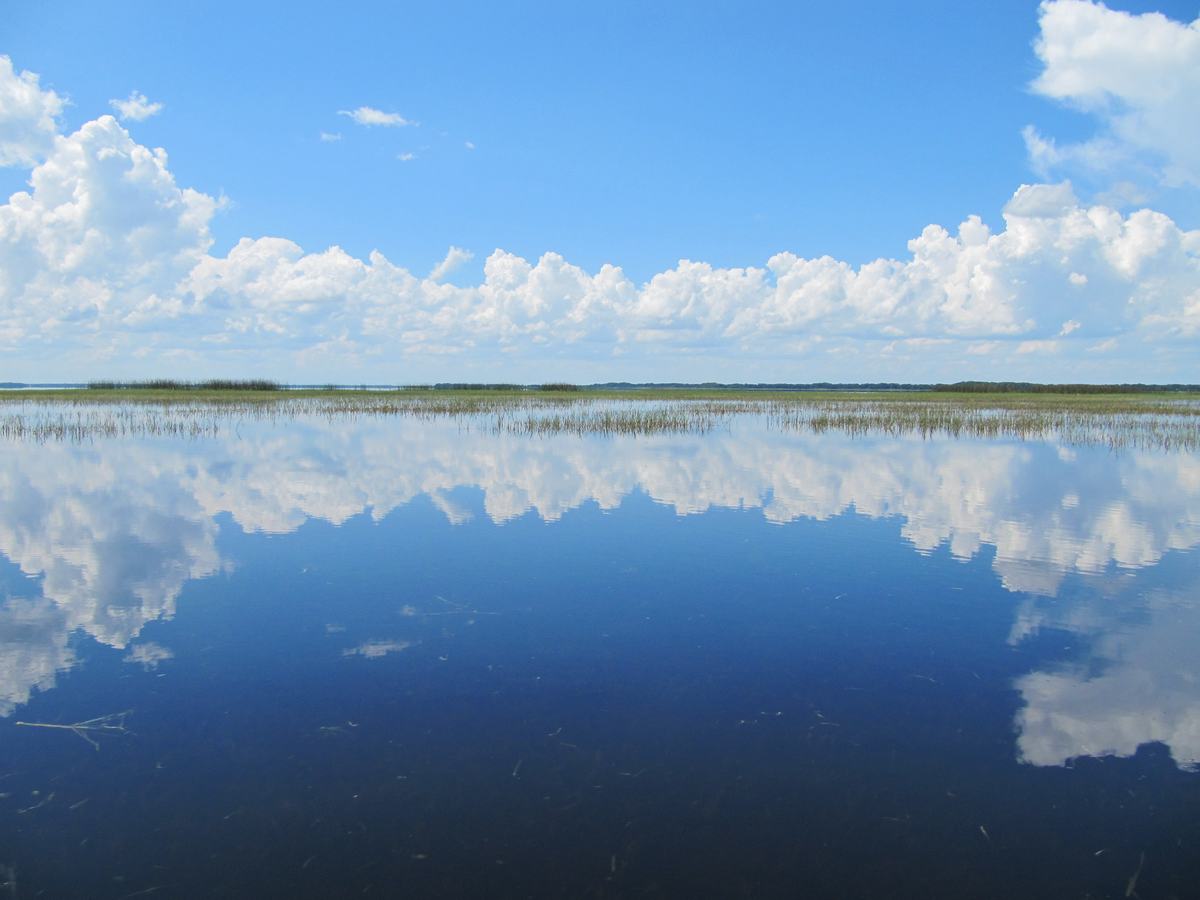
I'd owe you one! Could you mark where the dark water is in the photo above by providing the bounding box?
[1,415,1198,898]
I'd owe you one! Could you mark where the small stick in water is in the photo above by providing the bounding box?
[14,711,132,751]
[1125,851,1145,898]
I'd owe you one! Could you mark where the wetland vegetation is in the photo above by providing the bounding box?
[1,385,1198,449]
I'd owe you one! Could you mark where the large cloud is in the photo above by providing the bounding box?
[0,112,218,350]
[1027,0,1200,189]
[0,56,63,168]
[0,49,1198,377]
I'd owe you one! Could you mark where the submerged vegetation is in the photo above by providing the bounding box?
[0,386,1198,449]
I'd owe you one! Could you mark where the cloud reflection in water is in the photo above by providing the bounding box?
[0,415,1197,768]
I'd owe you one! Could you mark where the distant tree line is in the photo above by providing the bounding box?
[429,383,529,391]
[589,382,932,391]
[931,381,1200,394]
[429,383,581,391]
[87,379,281,391]
[1,379,1188,394]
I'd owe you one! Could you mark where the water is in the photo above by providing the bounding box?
[1,412,1197,897]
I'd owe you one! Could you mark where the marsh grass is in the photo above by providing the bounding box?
[765,399,1200,452]
[87,379,281,391]
[0,390,1197,450]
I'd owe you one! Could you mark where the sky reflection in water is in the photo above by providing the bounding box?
[0,413,1197,897]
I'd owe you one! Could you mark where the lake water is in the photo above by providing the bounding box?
[1,411,1198,897]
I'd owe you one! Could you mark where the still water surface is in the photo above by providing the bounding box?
[1,412,1198,897]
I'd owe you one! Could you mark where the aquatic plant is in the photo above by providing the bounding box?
[0,390,1197,450]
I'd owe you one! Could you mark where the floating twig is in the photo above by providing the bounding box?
[1125,851,1145,898]
[14,710,133,750]
[17,792,54,814]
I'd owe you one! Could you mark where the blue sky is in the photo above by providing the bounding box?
[1,0,1198,381]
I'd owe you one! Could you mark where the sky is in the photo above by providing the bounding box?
[1,0,1198,382]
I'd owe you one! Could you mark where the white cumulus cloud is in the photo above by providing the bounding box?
[1028,0,1200,187]
[0,54,64,167]
[109,90,164,122]
[0,114,219,349]
[0,54,1198,380]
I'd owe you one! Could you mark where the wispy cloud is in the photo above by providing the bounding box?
[1017,340,1061,356]
[397,151,416,162]
[429,246,474,281]
[319,131,342,143]
[338,106,413,127]
[109,90,163,122]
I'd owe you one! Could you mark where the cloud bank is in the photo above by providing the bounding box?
[1,1,1198,380]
